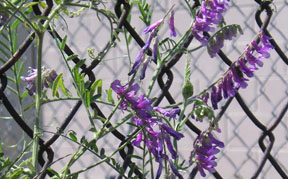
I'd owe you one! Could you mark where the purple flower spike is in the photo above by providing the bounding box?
[192,0,230,45]
[143,18,164,34]
[169,10,176,37]
[129,30,155,77]
[190,131,224,177]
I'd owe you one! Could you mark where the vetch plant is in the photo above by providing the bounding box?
[0,0,283,179]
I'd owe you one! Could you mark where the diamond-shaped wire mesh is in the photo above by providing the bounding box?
[1,0,287,178]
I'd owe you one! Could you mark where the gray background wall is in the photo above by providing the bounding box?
[1,0,287,178]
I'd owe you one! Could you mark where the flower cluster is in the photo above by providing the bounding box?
[21,67,58,96]
[111,80,184,179]
[207,25,243,58]
[208,31,273,110]
[192,0,230,45]
[189,131,224,177]
[128,9,176,80]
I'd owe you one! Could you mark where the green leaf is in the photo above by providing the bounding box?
[39,1,46,8]
[73,67,80,84]
[90,94,101,103]
[73,59,85,69]
[23,2,39,8]
[0,40,10,52]
[17,62,25,86]
[0,47,10,58]
[100,148,105,157]
[68,131,77,142]
[57,75,68,96]
[107,88,114,104]
[85,90,90,107]
[129,155,143,160]
[66,54,78,61]
[0,57,6,64]
[6,167,23,179]
[128,163,136,178]
[113,31,121,42]
[11,20,21,30]
[90,79,102,98]
[54,0,61,5]
[60,35,67,50]
[46,168,60,178]
[24,103,35,111]
[7,85,18,95]
[21,91,28,100]
[52,73,63,97]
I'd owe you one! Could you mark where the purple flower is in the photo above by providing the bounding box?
[110,80,139,110]
[237,57,255,78]
[259,30,273,50]
[161,123,184,141]
[230,65,248,89]
[223,72,237,98]
[21,68,37,96]
[154,107,180,118]
[143,18,164,34]
[21,67,58,96]
[111,79,184,179]
[156,158,163,179]
[190,131,224,177]
[251,41,271,58]
[210,86,218,109]
[192,0,230,45]
[131,132,142,147]
[169,159,184,179]
[169,10,176,37]
[128,30,155,77]
[152,36,159,64]
[140,57,150,80]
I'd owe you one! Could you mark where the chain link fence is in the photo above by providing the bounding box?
[1,0,287,178]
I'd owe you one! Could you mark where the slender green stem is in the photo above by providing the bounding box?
[32,32,43,169]
[95,73,137,140]
[145,59,163,98]
[67,129,142,177]
[178,100,187,122]
[123,28,132,69]
[41,4,64,32]
[142,141,146,179]
[40,130,128,178]
[3,139,34,177]
[146,24,193,98]
[8,26,26,121]
[4,0,39,33]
